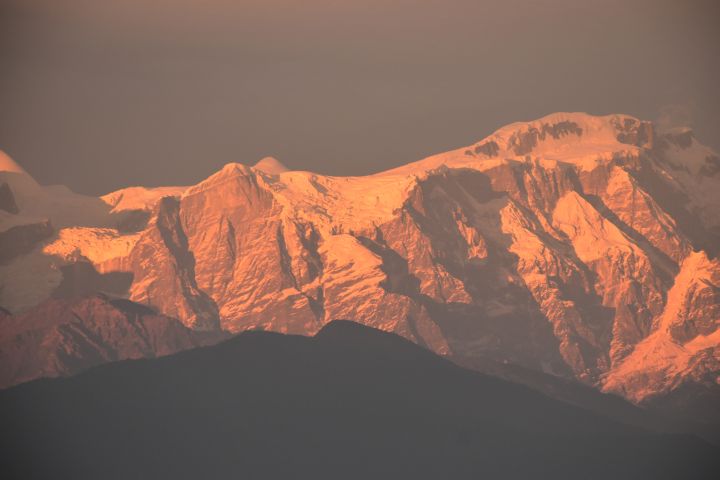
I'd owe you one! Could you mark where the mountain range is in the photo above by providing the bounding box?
[1,112,718,428]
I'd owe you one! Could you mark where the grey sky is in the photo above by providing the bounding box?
[1,0,718,194]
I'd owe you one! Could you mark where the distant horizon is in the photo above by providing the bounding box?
[2,109,712,195]
[2,0,718,195]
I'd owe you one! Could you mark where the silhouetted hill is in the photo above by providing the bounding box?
[451,353,720,445]
[0,320,717,479]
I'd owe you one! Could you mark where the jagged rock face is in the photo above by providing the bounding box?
[116,197,221,331]
[180,165,306,331]
[603,252,720,403]
[0,295,223,388]
[2,112,719,405]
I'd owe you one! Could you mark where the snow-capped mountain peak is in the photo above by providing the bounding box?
[0,149,31,177]
[253,156,290,175]
[1,112,719,410]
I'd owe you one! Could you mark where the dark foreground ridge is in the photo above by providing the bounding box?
[0,320,717,479]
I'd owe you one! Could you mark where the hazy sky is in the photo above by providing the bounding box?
[1,0,718,194]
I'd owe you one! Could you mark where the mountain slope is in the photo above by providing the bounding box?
[0,321,717,480]
[0,295,225,387]
[1,112,718,408]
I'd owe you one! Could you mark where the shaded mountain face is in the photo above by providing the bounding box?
[0,295,225,388]
[0,321,717,480]
[0,113,718,408]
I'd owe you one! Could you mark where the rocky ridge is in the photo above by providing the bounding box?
[0,113,718,406]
